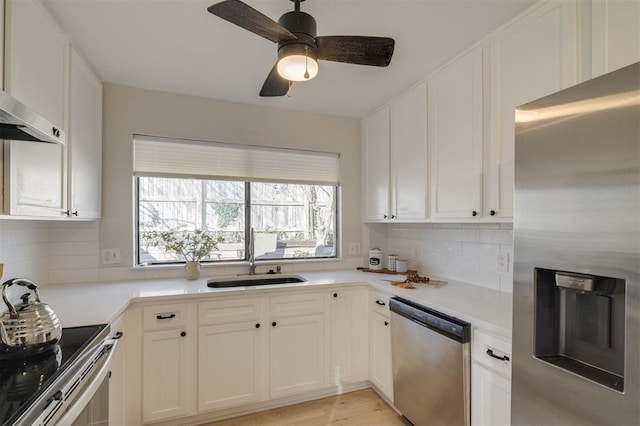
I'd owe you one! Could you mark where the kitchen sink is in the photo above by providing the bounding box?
[206,275,307,288]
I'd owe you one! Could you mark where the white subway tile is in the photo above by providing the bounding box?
[463,242,500,258]
[478,229,513,245]
[461,271,501,291]
[99,267,146,282]
[500,223,514,230]
[447,254,479,270]
[500,275,514,293]
[446,228,479,242]
[49,227,98,242]
[50,241,99,256]
[461,223,500,230]
[50,268,100,284]
[422,228,447,240]
[50,254,99,270]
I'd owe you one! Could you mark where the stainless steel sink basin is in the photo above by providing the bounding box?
[207,275,307,288]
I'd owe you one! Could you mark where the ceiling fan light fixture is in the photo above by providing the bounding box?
[277,43,318,82]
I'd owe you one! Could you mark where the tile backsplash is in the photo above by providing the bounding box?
[382,222,514,293]
[0,220,49,285]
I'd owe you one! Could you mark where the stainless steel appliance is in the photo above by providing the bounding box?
[512,62,640,425]
[390,297,471,426]
[0,324,121,425]
[0,90,65,144]
[1,279,62,359]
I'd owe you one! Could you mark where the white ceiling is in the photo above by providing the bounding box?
[42,0,536,118]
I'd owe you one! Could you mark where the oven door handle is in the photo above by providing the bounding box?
[55,339,119,426]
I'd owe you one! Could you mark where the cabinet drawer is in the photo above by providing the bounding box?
[473,329,512,378]
[370,291,391,317]
[143,303,188,331]
[270,292,325,318]
[199,297,264,325]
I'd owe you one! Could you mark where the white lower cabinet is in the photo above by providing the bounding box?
[471,329,512,426]
[369,301,393,402]
[198,297,267,412]
[142,328,192,422]
[198,321,266,411]
[270,313,327,398]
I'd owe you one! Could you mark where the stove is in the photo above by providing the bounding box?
[0,324,109,426]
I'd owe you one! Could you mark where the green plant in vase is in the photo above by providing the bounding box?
[143,228,223,279]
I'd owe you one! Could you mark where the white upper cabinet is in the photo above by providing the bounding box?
[590,0,640,78]
[429,47,483,219]
[363,106,391,220]
[3,0,68,217]
[363,82,428,222]
[68,47,102,219]
[485,1,577,218]
[4,0,66,129]
[390,81,428,220]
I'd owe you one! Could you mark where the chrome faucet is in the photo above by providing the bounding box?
[248,227,256,275]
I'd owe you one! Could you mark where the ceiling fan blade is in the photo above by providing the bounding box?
[316,36,395,67]
[260,64,290,97]
[207,0,297,43]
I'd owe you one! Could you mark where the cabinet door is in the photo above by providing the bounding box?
[108,339,127,426]
[487,2,577,218]
[430,48,483,219]
[591,0,640,78]
[198,321,266,412]
[69,47,102,218]
[270,314,327,398]
[4,0,66,128]
[370,311,393,401]
[142,329,191,422]
[363,106,390,220]
[329,289,369,385]
[471,364,511,426]
[390,82,428,220]
[3,0,68,217]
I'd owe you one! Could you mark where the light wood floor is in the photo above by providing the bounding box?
[202,388,408,426]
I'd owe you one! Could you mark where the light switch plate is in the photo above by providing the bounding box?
[348,243,361,255]
[102,248,121,265]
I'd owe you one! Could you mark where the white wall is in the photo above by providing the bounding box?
[370,222,514,293]
[46,83,362,284]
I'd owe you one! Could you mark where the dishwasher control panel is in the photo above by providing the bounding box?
[389,297,471,342]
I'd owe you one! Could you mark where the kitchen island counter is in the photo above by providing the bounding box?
[39,269,512,336]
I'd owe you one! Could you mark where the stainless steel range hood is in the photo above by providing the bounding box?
[0,90,65,145]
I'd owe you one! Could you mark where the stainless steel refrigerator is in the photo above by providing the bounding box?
[512,62,640,425]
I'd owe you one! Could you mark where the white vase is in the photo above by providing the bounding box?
[185,261,201,280]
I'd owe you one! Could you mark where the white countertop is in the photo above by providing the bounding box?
[38,270,512,337]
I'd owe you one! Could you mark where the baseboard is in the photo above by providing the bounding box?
[149,381,372,426]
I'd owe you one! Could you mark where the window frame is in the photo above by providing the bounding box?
[135,177,340,266]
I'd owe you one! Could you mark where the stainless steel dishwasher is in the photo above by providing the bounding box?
[390,297,471,426]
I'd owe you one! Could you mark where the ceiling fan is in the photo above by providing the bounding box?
[207,0,395,97]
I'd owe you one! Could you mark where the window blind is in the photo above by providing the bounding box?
[133,135,340,186]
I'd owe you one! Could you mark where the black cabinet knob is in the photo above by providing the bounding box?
[490,210,496,216]
[375,300,386,306]
[383,214,388,219]
[333,293,338,298]
[255,323,260,329]
[272,322,277,327]
[72,211,78,216]
[180,331,187,337]
[472,211,478,216]
[384,321,389,326]
[391,215,396,219]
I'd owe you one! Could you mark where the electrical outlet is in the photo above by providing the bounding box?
[497,252,509,272]
[348,243,361,255]
[101,248,121,265]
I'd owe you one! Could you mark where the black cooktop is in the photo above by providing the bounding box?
[0,324,107,426]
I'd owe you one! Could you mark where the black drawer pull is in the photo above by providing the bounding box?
[156,313,176,320]
[255,323,261,329]
[112,331,124,339]
[384,321,389,326]
[486,348,510,361]
[180,331,187,337]
[272,322,277,327]
[375,300,386,306]
[333,293,338,298]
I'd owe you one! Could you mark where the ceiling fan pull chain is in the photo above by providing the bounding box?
[287,80,293,98]
[304,45,310,79]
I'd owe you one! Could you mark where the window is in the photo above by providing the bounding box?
[134,135,339,265]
